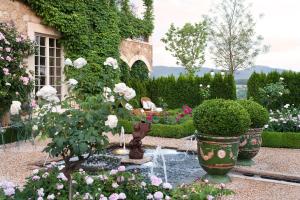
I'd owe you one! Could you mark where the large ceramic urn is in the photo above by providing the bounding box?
[238,128,263,166]
[197,134,240,183]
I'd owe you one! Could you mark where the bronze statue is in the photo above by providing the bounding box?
[128,121,151,159]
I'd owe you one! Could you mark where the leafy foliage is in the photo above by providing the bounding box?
[128,73,236,109]
[23,0,154,97]
[161,22,207,75]
[266,104,300,132]
[130,60,149,81]
[0,22,35,116]
[193,99,251,136]
[237,100,269,128]
[247,71,300,109]
[206,0,268,74]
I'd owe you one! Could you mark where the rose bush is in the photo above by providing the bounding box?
[0,22,35,118]
[0,165,232,200]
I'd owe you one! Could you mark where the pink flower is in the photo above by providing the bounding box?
[56,183,64,190]
[118,193,126,199]
[153,191,164,200]
[32,175,40,181]
[162,182,172,189]
[118,166,126,172]
[183,105,192,115]
[31,99,37,108]
[20,76,30,85]
[0,47,3,51]
[110,169,118,175]
[6,56,12,62]
[146,115,153,122]
[5,47,11,52]
[3,68,10,75]
[16,37,22,42]
[109,193,119,200]
[112,182,119,188]
[150,176,162,186]
[0,32,5,40]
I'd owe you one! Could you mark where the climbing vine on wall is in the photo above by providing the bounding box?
[22,0,154,97]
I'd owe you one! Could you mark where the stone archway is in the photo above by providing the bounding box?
[120,38,153,72]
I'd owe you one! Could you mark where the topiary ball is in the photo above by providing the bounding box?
[193,99,251,137]
[237,100,269,129]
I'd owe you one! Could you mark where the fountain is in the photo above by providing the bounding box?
[150,146,168,183]
[112,126,129,155]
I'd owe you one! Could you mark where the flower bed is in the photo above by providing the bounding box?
[0,165,233,200]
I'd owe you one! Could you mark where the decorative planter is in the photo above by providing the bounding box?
[197,134,240,183]
[237,128,263,166]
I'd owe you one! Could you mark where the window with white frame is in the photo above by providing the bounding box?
[34,34,62,99]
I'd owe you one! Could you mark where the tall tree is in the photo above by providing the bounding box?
[206,0,268,74]
[161,22,207,75]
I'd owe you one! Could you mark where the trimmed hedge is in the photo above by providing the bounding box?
[262,131,300,149]
[247,71,300,109]
[193,99,251,137]
[127,73,236,109]
[119,119,195,139]
[237,100,269,128]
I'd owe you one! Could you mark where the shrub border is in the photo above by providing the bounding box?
[262,131,300,149]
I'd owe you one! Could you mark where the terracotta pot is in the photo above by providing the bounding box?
[197,134,240,183]
[237,128,263,166]
[1,112,10,127]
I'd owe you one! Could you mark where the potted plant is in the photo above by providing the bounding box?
[193,99,251,183]
[237,100,269,166]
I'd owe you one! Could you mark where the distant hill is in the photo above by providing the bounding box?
[151,65,286,80]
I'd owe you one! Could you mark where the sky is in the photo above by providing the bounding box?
[132,0,300,71]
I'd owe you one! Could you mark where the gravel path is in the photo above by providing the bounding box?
[0,133,299,200]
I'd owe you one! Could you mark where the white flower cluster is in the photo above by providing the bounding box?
[267,104,300,132]
[65,57,87,69]
[10,101,22,115]
[113,83,136,101]
[36,85,60,103]
[104,57,118,69]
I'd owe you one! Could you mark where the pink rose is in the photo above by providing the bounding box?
[109,193,119,200]
[5,47,11,52]
[0,32,5,40]
[16,37,22,42]
[150,176,162,186]
[6,56,12,62]
[20,76,30,85]
[154,191,164,200]
[31,99,37,108]
[118,166,126,172]
[110,169,118,175]
[3,68,10,75]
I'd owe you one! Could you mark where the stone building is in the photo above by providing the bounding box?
[0,0,153,98]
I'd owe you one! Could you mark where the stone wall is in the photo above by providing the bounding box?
[0,0,153,81]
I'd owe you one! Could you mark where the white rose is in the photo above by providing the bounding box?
[207,85,210,88]
[10,101,22,115]
[5,82,11,86]
[73,57,87,69]
[210,71,215,76]
[123,87,136,101]
[47,194,55,200]
[104,57,118,69]
[68,79,78,86]
[103,87,115,102]
[113,83,127,94]
[105,115,118,128]
[47,95,60,103]
[163,182,173,189]
[125,103,133,111]
[36,85,57,100]
[64,58,73,66]
[85,176,94,185]
[280,77,284,81]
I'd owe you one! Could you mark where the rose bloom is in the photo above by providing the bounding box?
[153,191,164,200]
[150,176,162,186]
[105,115,118,129]
[109,193,119,200]
[118,166,126,172]
[56,183,64,190]
[118,193,126,199]
[73,57,87,69]
[112,182,119,188]
[85,176,94,185]
[3,68,9,75]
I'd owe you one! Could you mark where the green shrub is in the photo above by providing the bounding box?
[237,100,269,128]
[262,131,300,149]
[119,119,195,138]
[247,71,300,109]
[130,60,149,81]
[193,99,251,137]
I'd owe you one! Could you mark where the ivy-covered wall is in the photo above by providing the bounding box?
[22,0,154,97]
